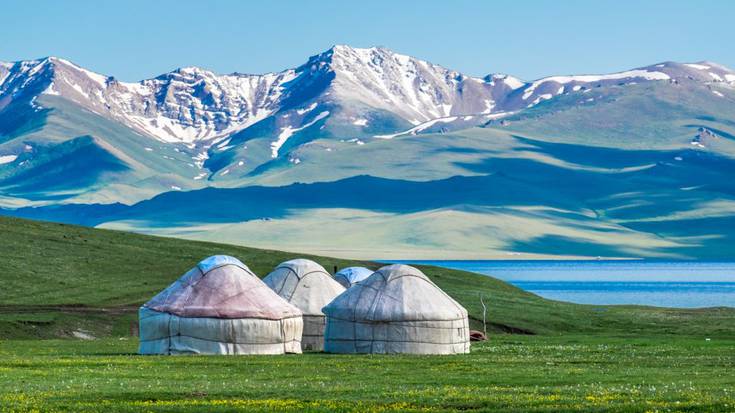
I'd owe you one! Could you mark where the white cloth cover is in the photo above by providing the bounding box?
[334,267,374,288]
[263,259,345,351]
[139,255,303,355]
[323,264,470,355]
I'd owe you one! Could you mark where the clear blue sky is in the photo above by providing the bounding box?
[1,0,732,81]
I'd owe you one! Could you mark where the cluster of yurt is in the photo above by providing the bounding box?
[139,256,470,355]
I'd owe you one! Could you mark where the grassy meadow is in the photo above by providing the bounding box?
[0,216,734,412]
[1,336,733,412]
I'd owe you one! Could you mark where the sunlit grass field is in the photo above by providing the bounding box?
[1,336,733,413]
[1,216,734,412]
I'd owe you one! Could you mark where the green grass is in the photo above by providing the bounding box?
[499,82,735,154]
[1,215,734,412]
[2,215,734,339]
[0,336,733,412]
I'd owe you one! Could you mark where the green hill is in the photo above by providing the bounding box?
[1,215,733,340]
[0,96,209,205]
[3,72,735,260]
[7,123,735,260]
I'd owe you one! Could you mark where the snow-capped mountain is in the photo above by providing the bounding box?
[303,45,506,122]
[0,56,298,143]
[1,45,734,206]
[5,46,731,149]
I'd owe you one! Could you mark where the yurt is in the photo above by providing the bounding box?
[139,255,303,355]
[263,259,346,351]
[323,264,470,355]
[334,266,374,288]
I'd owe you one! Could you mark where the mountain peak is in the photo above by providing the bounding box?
[486,73,526,89]
[2,48,731,151]
[328,44,386,54]
[45,56,68,64]
[329,44,362,53]
[175,66,211,76]
[313,44,414,67]
[44,56,90,71]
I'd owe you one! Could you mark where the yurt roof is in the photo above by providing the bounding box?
[322,264,467,322]
[143,255,302,320]
[263,259,345,315]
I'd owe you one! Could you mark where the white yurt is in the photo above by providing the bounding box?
[263,259,346,351]
[323,264,470,355]
[139,255,304,355]
[333,266,374,288]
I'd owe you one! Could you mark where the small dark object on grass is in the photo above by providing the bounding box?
[470,330,487,341]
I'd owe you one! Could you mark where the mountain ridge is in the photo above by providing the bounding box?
[2,46,735,259]
[2,46,732,146]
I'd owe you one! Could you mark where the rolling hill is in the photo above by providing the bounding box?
[6,128,735,259]
[1,47,735,259]
[1,215,733,340]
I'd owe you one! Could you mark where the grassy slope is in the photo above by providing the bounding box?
[94,127,735,259]
[0,96,207,206]
[499,81,735,153]
[101,206,684,260]
[4,83,735,259]
[1,215,733,340]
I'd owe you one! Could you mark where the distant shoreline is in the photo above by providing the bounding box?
[283,250,643,261]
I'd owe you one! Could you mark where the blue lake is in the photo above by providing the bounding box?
[383,260,735,308]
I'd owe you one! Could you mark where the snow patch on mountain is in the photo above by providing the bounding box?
[375,111,513,139]
[0,63,13,86]
[0,154,18,164]
[501,75,525,90]
[373,117,456,139]
[192,151,209,169]
[296,102,318,115]
[528,93,554,107]
[271,111,330,158]
[521,69,670,100]
[684,63,710,70]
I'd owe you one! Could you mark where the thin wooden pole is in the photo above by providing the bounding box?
[480,293,487,337]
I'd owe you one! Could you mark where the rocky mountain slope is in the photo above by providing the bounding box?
[2,46,734,203]
[1,46,735,258]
